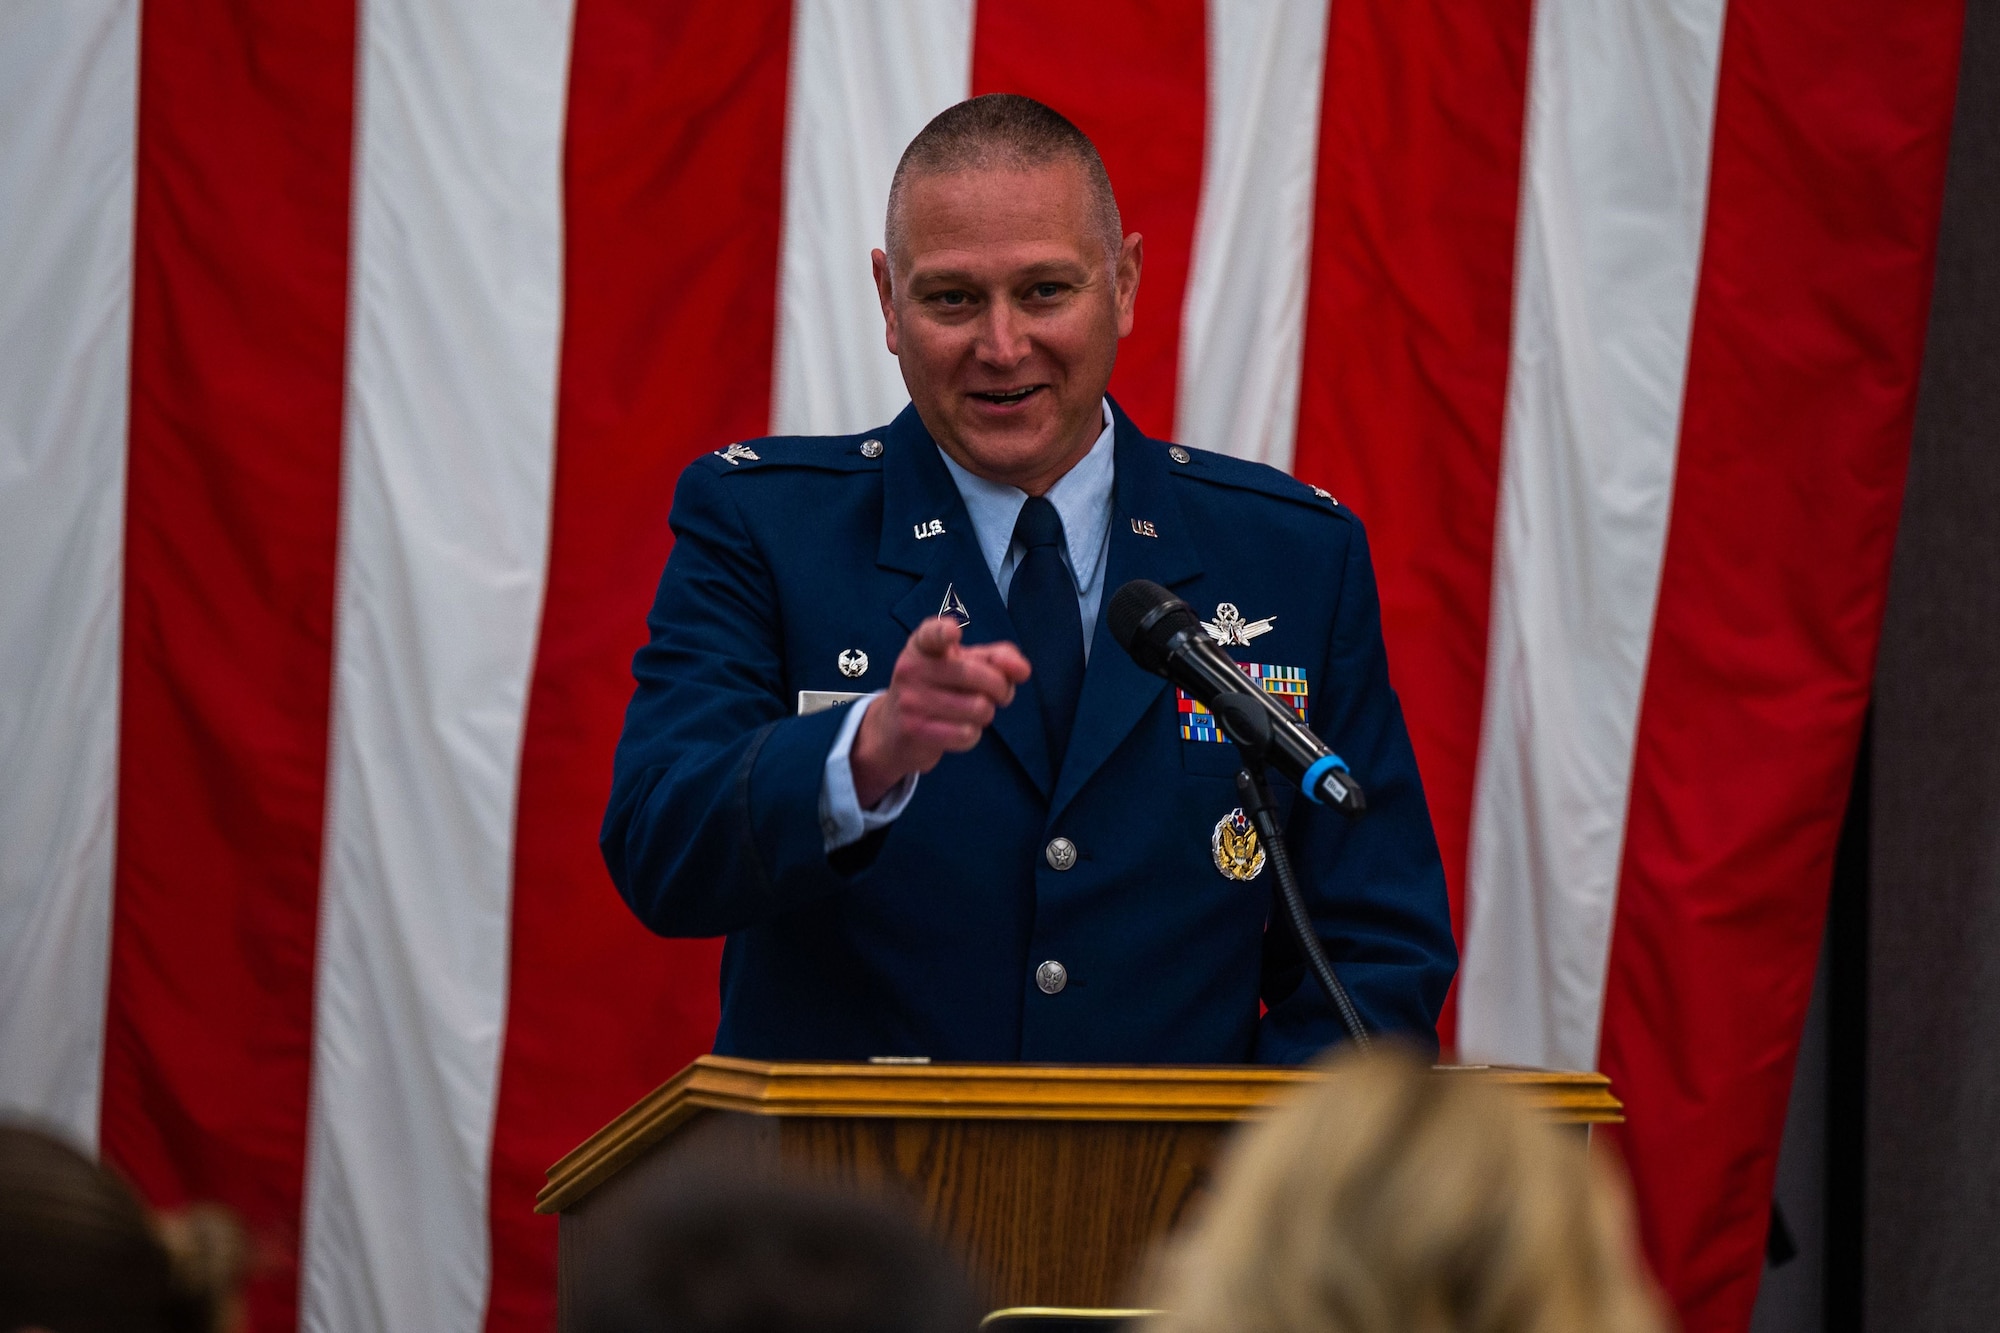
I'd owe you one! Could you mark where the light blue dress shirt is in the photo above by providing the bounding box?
[819,402,1117,849]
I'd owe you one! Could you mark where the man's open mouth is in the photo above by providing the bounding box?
[970,386,1043,406]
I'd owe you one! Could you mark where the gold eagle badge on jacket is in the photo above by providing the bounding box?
[1211,807,1266,881]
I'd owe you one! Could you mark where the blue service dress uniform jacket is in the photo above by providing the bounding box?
[602,402,1456,1064]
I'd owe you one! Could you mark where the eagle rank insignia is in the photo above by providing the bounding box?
[1202,602,1276,646]
[1212,807,1266,881]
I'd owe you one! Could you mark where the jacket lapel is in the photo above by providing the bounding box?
[1049,405,1204,820]
[878,406,1054,795]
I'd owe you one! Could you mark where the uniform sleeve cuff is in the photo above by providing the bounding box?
[819,693,919,851]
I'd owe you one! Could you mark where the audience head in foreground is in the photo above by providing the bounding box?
[577,1172,982,1333]
[0,1123,248,1333]
[1148,1047,1670,1333]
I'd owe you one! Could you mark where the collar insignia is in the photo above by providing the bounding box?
[939,583,971,627]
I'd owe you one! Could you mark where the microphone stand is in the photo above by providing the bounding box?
[1213,696,1372,1050]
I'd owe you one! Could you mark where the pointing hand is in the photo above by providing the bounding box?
[849,616,1033,808]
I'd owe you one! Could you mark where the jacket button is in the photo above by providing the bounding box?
[1036,961,1068,994]
[1044,837,1077,871]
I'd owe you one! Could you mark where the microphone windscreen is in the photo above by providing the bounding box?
[1109,579,1199,673]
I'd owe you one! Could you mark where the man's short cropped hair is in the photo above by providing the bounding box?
[885,93,1123,267]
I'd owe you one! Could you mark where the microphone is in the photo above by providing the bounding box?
[1110,576,1376,1047]
[1109,580,1367,814]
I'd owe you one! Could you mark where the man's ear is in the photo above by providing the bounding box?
[871,248,900,356]
[1114,233,1144,340]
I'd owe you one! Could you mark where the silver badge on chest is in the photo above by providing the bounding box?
[1202,602,1276,646]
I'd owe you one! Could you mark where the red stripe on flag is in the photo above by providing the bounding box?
[1292,0,1535,1046]
[1598,2,1963,1326]
[102,3,357,1328]
[971,0,1205,440]
[480,4,793,1327]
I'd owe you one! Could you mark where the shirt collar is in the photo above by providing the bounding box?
[936,401,1117,587]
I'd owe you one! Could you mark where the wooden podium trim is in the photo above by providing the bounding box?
[537,1056,1620,1214]
[981,1308,1164,1327]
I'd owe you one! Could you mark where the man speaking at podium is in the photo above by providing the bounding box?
[603,95,1454,1065]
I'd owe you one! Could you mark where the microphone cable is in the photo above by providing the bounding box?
[1235,761,1370,1050]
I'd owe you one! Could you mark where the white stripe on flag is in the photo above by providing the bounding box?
[1459,0,1728,1070]
[298,0,573,1326]
[0,0,137,1148]
[1174,0,1332,468]
[770,0,973,437]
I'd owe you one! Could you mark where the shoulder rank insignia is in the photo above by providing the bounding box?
[939,583,971,627]
[1202,602,1276,646]
[1212,808,1266,881]
[714,442,759,465]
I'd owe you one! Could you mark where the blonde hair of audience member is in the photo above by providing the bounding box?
[1147,1047,1670,1333]
[0,1123,250,1333]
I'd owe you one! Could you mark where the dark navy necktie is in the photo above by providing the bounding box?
[1008,495,1086,772]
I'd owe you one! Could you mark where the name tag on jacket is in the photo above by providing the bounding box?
[797,690,864,716]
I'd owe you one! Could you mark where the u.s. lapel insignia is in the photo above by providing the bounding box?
[714,442,759,465]
[1212,808,1266,881]
[939,583,971,627]
[1202,602,1276,646]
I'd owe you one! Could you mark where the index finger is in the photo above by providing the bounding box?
[910,615,963,658]
[961,639,1033,684]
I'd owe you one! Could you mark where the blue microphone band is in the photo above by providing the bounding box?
[1300,753,1351,805]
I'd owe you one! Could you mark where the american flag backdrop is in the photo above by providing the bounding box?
[0,1,1963,1330]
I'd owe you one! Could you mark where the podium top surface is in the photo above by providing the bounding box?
[537,1055,1620,1214]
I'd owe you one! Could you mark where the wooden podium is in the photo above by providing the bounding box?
[539,1057,1619,1324]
